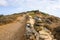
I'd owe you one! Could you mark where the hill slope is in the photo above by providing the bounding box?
[0,15,27,40]
[25,10,60,40]
[0,10,60,40]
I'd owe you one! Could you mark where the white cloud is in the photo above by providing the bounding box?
[0,0,8,6]
[0,0,60,17]
[7,0,24,6]
[46,5,60,11]
[23,0,60,17]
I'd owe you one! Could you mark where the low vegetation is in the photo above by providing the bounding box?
[0,10,60,40]
[0,13,23,25]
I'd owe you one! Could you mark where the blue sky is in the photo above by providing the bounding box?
[0,0,60,17]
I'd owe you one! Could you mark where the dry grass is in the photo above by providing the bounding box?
[0,13,24,25]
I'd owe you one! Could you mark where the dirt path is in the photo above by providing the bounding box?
[0,15,27,40]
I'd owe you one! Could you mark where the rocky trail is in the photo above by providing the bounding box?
[0,14,59,40]
[25,16,56,40]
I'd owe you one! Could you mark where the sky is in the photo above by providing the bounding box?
[0,0,60,17]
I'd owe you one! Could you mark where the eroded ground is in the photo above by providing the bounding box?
[0,15,27,40]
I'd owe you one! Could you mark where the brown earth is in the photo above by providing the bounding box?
[0,15,27,40]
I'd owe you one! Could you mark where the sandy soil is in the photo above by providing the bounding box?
[0,15,27,40]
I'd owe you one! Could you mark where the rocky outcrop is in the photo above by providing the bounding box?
[25,10,60,40]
